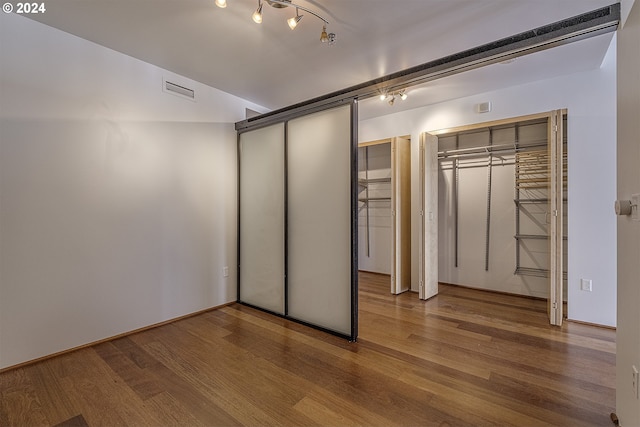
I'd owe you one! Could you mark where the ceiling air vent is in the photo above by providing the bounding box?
[164,80,195,100]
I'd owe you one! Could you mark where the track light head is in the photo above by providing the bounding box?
[320,25,328,42]
[215,0,227,8]
[287,9,303,29]
[252,1,263,23]
[381,89,407,105]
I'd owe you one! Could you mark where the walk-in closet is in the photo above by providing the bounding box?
[421,110,567,325]
[358,137,411,294]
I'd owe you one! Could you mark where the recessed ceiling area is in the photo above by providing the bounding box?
[27,0,617,112]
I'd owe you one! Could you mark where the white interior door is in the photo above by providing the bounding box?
[238,124,285,314]
[391,137,411,294]
[419,133,439,300]
[548,110,564,326]
[615,2,640,422]
[287,105,354,336]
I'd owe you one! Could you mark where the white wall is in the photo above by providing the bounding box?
[360,39,617,326]
[0,14,266,369]
[616,0,640,423]
[438,158,552,298]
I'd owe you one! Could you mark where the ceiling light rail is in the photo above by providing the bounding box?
[216,0,336,44]
[236,3,620,131]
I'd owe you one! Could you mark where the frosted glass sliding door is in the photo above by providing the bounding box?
[287,105,354,336]
[238,124,285,314]
[237,102,357,339]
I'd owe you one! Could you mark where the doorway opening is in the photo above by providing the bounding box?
[358,137,411,295]
[421,110,567,325]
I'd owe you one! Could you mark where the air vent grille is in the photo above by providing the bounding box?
[164,80,195,99]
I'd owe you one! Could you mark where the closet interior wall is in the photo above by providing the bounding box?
[437,116,567,299]
[358,143,392,275]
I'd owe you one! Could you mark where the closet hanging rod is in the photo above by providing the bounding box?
[438,148,544,161]
[440,160,516,170]
[439,152,517,162]
[438,141,547,159]
[440,138,548,155]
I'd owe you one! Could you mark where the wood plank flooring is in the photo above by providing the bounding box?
[1,272,616,426]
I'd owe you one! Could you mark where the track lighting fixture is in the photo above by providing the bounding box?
[215,0,336,44]
[380,89,408,106]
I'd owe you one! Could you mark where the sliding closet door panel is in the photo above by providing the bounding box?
[287,105,352,335]
[239,124,285,314]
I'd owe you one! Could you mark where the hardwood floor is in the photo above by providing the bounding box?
[1,272,616,426]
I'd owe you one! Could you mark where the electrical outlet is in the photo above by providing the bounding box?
[580,279,592,292]
[223,266,229,277]
[633,366,639,399]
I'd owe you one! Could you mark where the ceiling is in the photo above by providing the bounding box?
[27,0,617,119]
